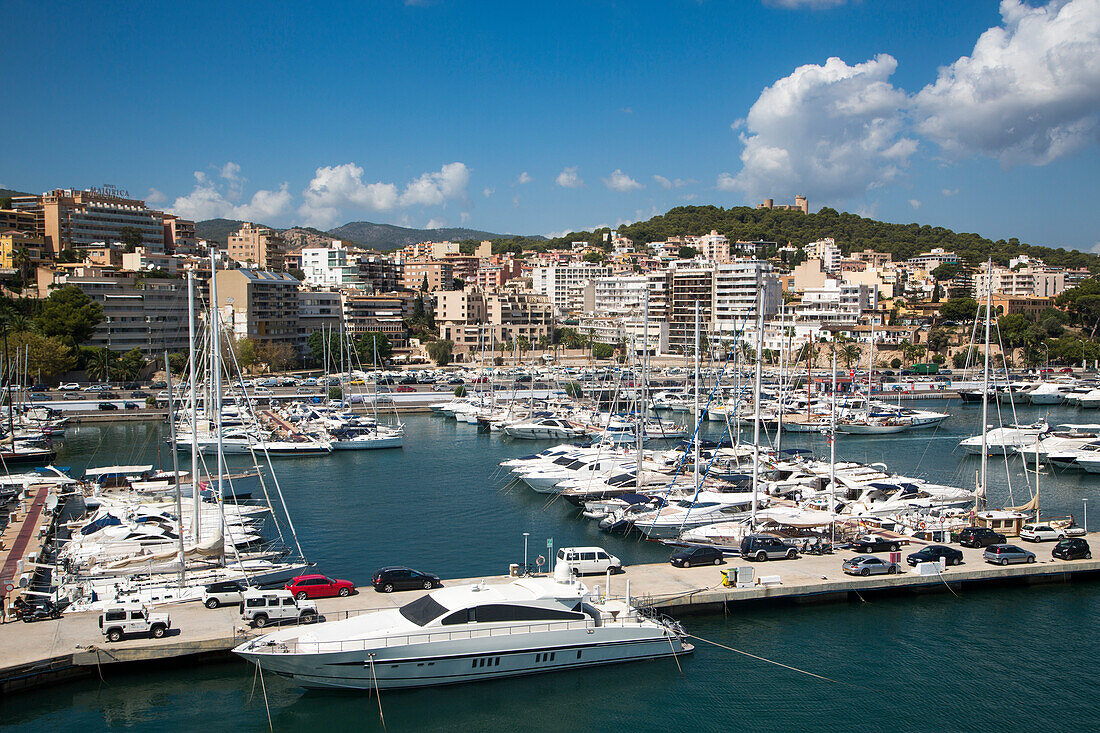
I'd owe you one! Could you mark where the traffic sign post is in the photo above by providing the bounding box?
[547,538,554,570]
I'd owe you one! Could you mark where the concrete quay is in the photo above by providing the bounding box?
[2,531,1097,694]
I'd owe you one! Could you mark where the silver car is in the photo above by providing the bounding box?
[982,544,1036,565]
[842,555,899,576]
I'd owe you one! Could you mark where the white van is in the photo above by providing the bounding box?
[555,547,622,576]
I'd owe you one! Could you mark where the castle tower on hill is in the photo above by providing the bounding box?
[756,196,808,214]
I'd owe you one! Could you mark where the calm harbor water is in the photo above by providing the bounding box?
[5,398,1098,731]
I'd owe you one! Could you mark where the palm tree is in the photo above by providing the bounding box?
[840,343,862,368]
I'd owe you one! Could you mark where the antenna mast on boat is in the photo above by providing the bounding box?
[750,276,765,529]
[165,351,186,588]
[979,258,992,509]
[187,270,200,541]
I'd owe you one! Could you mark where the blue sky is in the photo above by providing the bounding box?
[4,0,1099,251]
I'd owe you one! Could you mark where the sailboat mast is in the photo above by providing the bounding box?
[187,271,200,540]
[750,280,765,528]
[165,352,186,587]
[637,293,649,493]
[210,252,226,558]
[980,259,992,506]
[693,301,700,489]
[830,337,837,535]
[776,312,785,455]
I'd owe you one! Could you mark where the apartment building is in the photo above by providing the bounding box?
[697,230,730,263]
[591,276,649,317]
[973,262,1066,299]
[356,254,403,293]
[162,214,198,254]
[121,247,179,275]
[531,263,610,314]
[474,255,523,291]
[438,289,552,348]
[213,269,300,346]
[60,272,189,354]
[668,266,714,354]
[402,258,454,292]
[442,253,480,283]
[906,248,959,272]
[0,232,45,270]
[227,223,286,270]
[342,293,411,347]
[0,208,38,234]
[12,187,167,255]
[301,243,364,289]
[397,240,460,261]
[805,238,840,273]
[297,290,343,356]
[712,261,782,344]
[577,316,668,355]
[795,279,876,324]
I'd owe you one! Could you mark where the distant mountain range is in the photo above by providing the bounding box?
[194,218,522,251]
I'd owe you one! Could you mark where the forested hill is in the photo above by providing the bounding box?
[617,206,1099,270]
[478,206,1099,272]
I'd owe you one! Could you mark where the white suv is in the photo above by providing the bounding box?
[240,588,318,628]
[99,604,171,642]
[1020,523,1066,542]
[555,547,623,576]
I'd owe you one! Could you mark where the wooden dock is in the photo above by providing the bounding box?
[2,531,1097,694]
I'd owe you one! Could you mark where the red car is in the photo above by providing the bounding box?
[1060,367,1074,373]
[285,574,355,600]
[395,385,416,392]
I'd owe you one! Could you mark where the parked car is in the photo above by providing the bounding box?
[555,547,622,576]
[202,580,249,608]
[983,544,1037,565]
[958,526,1007,548]
[130,390,148,398]
[1020,523,1067,542]
[63,393,82,400]
[906,545,964,567]
[399,376,418,385]
[27,384,48,393]
[1060,367,1074,373]
[59,382,80,391]
[150,380,167,388]
[99,604,171,642]
[240,588,318,628]
[740,534,799,561]
[394,385,416,392]
[82,384,108,392]
[849,535,903,553]
[669,545,724,568]
[285,574,355,599]
[122,402,139,410]
[1052,538,1092,561]
[371,567,442,593]
[97,402,119,411]
[842,556,899,576]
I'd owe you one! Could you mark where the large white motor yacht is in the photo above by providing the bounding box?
[234,573,691,690]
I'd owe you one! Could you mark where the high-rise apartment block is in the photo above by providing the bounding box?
[226,222,286,270]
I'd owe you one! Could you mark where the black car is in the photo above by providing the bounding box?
[97,402,119,411]
[669,546,724,568]
[122,402,139,410]
[740,534,799,561]
[372,567,441,593]
[28,384,49,393]
[906,545,964,567]
[99,392,119,399]
[130,390,148,398]
[850,535,902,553]
[958,526,1007,548]
[1052,538,1092,561]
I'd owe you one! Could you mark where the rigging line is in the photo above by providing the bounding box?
[686,633,840,684]
[666,632,684,675]
[257,661,274,733]
[368,653,387,731]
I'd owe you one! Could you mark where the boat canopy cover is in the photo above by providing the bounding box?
[780,448,812,455]
[80,513,122,535]
[618,493,651,504]
[85,465,153,477]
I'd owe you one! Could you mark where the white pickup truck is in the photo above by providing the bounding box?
[99,604,172,642]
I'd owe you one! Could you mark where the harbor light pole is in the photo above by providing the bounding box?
[523,532,530,570]
[1084,499,1088,532]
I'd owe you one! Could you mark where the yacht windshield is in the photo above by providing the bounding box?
[399,594,449,626]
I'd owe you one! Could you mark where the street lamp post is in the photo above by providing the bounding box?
[1084,499,1088,533]
[523,532,530,571]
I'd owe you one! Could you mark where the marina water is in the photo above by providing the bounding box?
[5,400,1097,731]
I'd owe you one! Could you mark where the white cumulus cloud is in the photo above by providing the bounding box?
[728,54,917,203]
[298,161,469,228]
[653,175,693,189]
[556,167,584,188]
[170,166,292,223]
[483,187,495,198]
[603,169,644,192]
[914,0,1100,166]
[517,171,533,184]
[942,188,959,196]
[909,199,922,209]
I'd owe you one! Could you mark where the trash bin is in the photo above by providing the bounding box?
[720,569,733,587]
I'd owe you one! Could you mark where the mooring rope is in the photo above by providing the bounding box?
[686,633,839,683]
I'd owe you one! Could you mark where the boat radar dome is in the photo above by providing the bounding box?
[554,560,572,583]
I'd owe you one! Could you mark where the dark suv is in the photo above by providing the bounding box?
[371,567,441,593]
[669,546,724,568]
[958,526,1007,548]
[740,534,799,561]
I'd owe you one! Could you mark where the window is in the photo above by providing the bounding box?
[129,611,145,620]
[246,598,266,608]
[596,552,609,560]
[105,611,125,622]
[581,553,596,562]
[282,598,295,606]
[444,605,585,625]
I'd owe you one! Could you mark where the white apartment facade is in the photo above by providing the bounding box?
[805,238,840,273]
[532,263,611,314]
[300,243,364,289]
